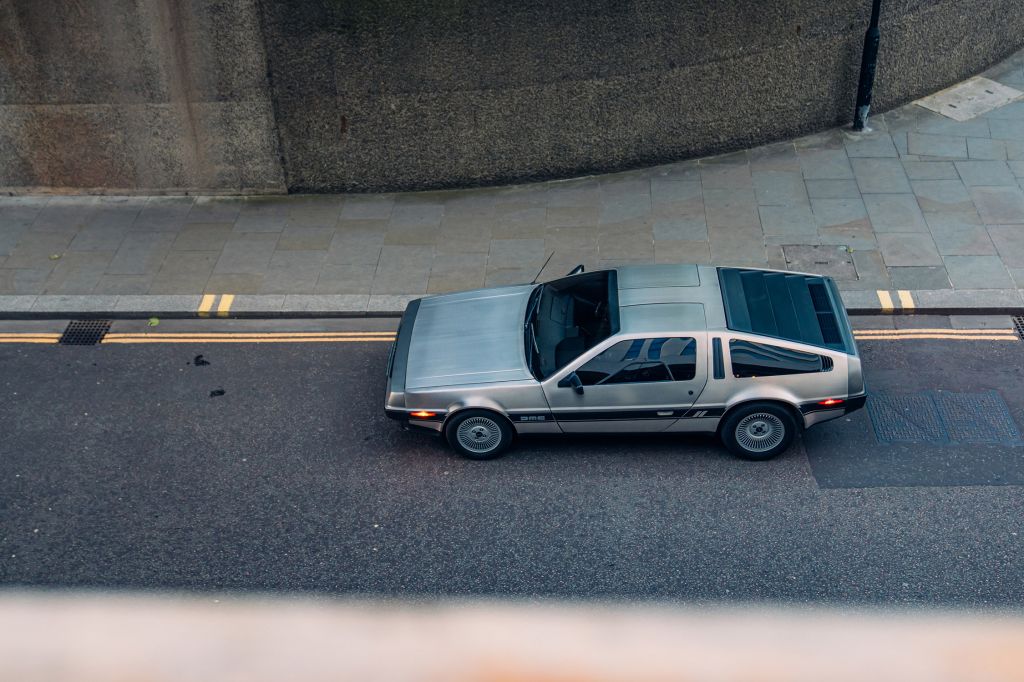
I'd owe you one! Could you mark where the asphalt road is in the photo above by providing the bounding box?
[2,317,1023,606]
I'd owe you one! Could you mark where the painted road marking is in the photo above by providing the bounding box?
[2,328,1016,344]
[854,328,1015,334]
[216,294,235,317]
[103,332,396,337]
[854,328,1015,333]
[101,332,397,344]
[197,294,216,317]
[854,328,1018,341]
[876,290,894,313]
[897,290,914,310]
[100,339,394,344]
[0,334,60,344]
[855,335,1019,341]
[0,331,396,344]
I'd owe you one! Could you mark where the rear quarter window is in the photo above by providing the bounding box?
[729,339,826,378]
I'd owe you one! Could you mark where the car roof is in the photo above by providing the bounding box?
[615,264,726,334]
[612,264,853,353]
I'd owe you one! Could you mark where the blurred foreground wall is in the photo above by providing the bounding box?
[2,592,1024,681]
[2,0,1023,193]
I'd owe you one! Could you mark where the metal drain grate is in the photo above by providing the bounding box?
[1014,316,1024,342]
[59,319,112,345]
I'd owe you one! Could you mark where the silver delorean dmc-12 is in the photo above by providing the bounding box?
[385,264,865,461]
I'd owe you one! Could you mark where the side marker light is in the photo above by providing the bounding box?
[817,399,844,407]
[410,411,437,418]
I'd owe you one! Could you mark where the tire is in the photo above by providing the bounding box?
[720,402,798,461]
[444,409,515,460]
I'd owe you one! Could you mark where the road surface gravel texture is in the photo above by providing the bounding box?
[1,319,1022,605]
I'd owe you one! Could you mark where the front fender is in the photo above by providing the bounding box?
[444,396,512,418]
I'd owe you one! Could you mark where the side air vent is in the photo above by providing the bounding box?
[821,355,834,372]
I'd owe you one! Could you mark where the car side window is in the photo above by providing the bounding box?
[605,361,671,384]
[576,337,698,386]
[660,337,696,381]
[729,339,825,378]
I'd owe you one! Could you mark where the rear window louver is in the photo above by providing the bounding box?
[718,268,847,351]
[807,281,842,346]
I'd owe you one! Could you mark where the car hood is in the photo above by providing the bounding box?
[405,285,535,390]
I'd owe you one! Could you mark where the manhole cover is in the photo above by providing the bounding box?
[782,244,857,280]
[867,393,948,444]
[934,392,1023,444]
[59,319,112,345]
[868,390,1023,445]
[915,77,1023,122]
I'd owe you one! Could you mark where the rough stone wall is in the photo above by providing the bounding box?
[260,0,1024,192]
[0,0,285,192]
[2,0,1023,193]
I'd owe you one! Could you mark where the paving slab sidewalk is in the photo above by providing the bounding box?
[3,51,1024,317]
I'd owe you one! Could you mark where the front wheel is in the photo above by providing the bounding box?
[720,403,798,461]
[444,409,515,460]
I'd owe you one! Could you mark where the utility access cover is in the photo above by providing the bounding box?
[915,77,1023,121]
[782,245,856,280]
[59,319,112,345]
[867,390,1023,446]
[805,389,1024,489]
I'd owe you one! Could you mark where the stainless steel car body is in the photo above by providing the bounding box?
[385,264,864,439]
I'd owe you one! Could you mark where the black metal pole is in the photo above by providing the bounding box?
[852,0,883,131]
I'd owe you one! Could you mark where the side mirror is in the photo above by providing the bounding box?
[558,372,585,395]
[566,264,585,276]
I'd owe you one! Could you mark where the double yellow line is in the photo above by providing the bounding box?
[0,333,61,344]
[0,331,399,344]
[101,331,397,344]
[113,326,1014,343]
[1,329,1017,345]
[854,328,1018,341]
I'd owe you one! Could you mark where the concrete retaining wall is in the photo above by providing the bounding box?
[2,0,1022,193]
[0,0,285,193]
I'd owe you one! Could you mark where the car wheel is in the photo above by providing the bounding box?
[445,409,514,460]
[720,402,797,461]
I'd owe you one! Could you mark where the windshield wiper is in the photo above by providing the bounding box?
[524,285,544,378]
[526,324,541,377]
[525,284,544,329]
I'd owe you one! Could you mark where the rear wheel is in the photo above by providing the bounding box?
[445,409,514,460]
[720,402,797,461]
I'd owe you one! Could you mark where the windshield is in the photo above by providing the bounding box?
[525,270,618,380]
